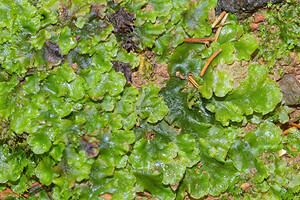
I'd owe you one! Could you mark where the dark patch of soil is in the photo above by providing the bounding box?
[216,0,283,19]
[214,60,250,88]
[242,122,258,133]
[131,51,170,89]
[281,152,300,169]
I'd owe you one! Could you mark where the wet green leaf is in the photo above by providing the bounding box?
[206,64,282,125]
[10,175,27,195]
[235,34,258,60]
[218,14,243,44]
[160,78,214,135]
[58,26,77,54]
[153,26,185,61]
[178,154,237,198]
[282,127,300,156]
[97,130,135,168]
[53,147,94,189]
[87,70,126,100]
[128,139,157,170]
[89,160,136,199]
[134,170,175,200]
[177,166,210,199]
[229,139,268,183]
[199,70,233,99]
[0,1,14,28]
[22,74,40,94]
[30,29,51,50]
[199,126,241,162]
[39,7,58,27]
[50,143,66,162]
[0,75,19,95]
[10,103,40,134]
[209,42,235,66]
[245,122,282,156]
[168,42,205,77]
[91,53,112,73]
[115,48,140,68]
[56,64,77,83]
[135,82,168,123]
[180,0,217,38]
[134,22,165,49]
[0,145,28,183]
[28,131,52,154]
[49,95,73,118]
[265,105,291,124]
[68,78,85,101]
[78,68,103,90]
[36,156,56,186]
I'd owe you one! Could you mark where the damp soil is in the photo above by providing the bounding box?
[130,51,170,89]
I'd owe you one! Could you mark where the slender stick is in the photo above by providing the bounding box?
[200,49,222,77]
[214,13,229,42]
[203,41,210,47]
[212,11,227,28]
[282,122,300,136]
[184,38,215,43]
[188,73,199,88]
[282,128,292,136]
[289,122,300,129]
[215,21,232,28]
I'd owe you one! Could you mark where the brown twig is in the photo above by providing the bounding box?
[203,41,210,47]
[214,21,232,28]
[288,122,300,129]
[184,38,215,47]
[183,38,215,43]
[282,122,300,136]
[188,73,199,88]
[214,13,229,42]
[282,128,292,136]
[200,49,222,77]
[212,11,227,28]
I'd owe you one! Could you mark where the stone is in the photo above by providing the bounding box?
[216,0,282,19]
[278,74,300,106]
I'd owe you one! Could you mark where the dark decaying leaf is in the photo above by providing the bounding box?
[44,40,63,66]
[111,6,135,35]
[113,61,132,84]
[81,136,99,158]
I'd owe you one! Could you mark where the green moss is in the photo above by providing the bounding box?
[0,0,297,199]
